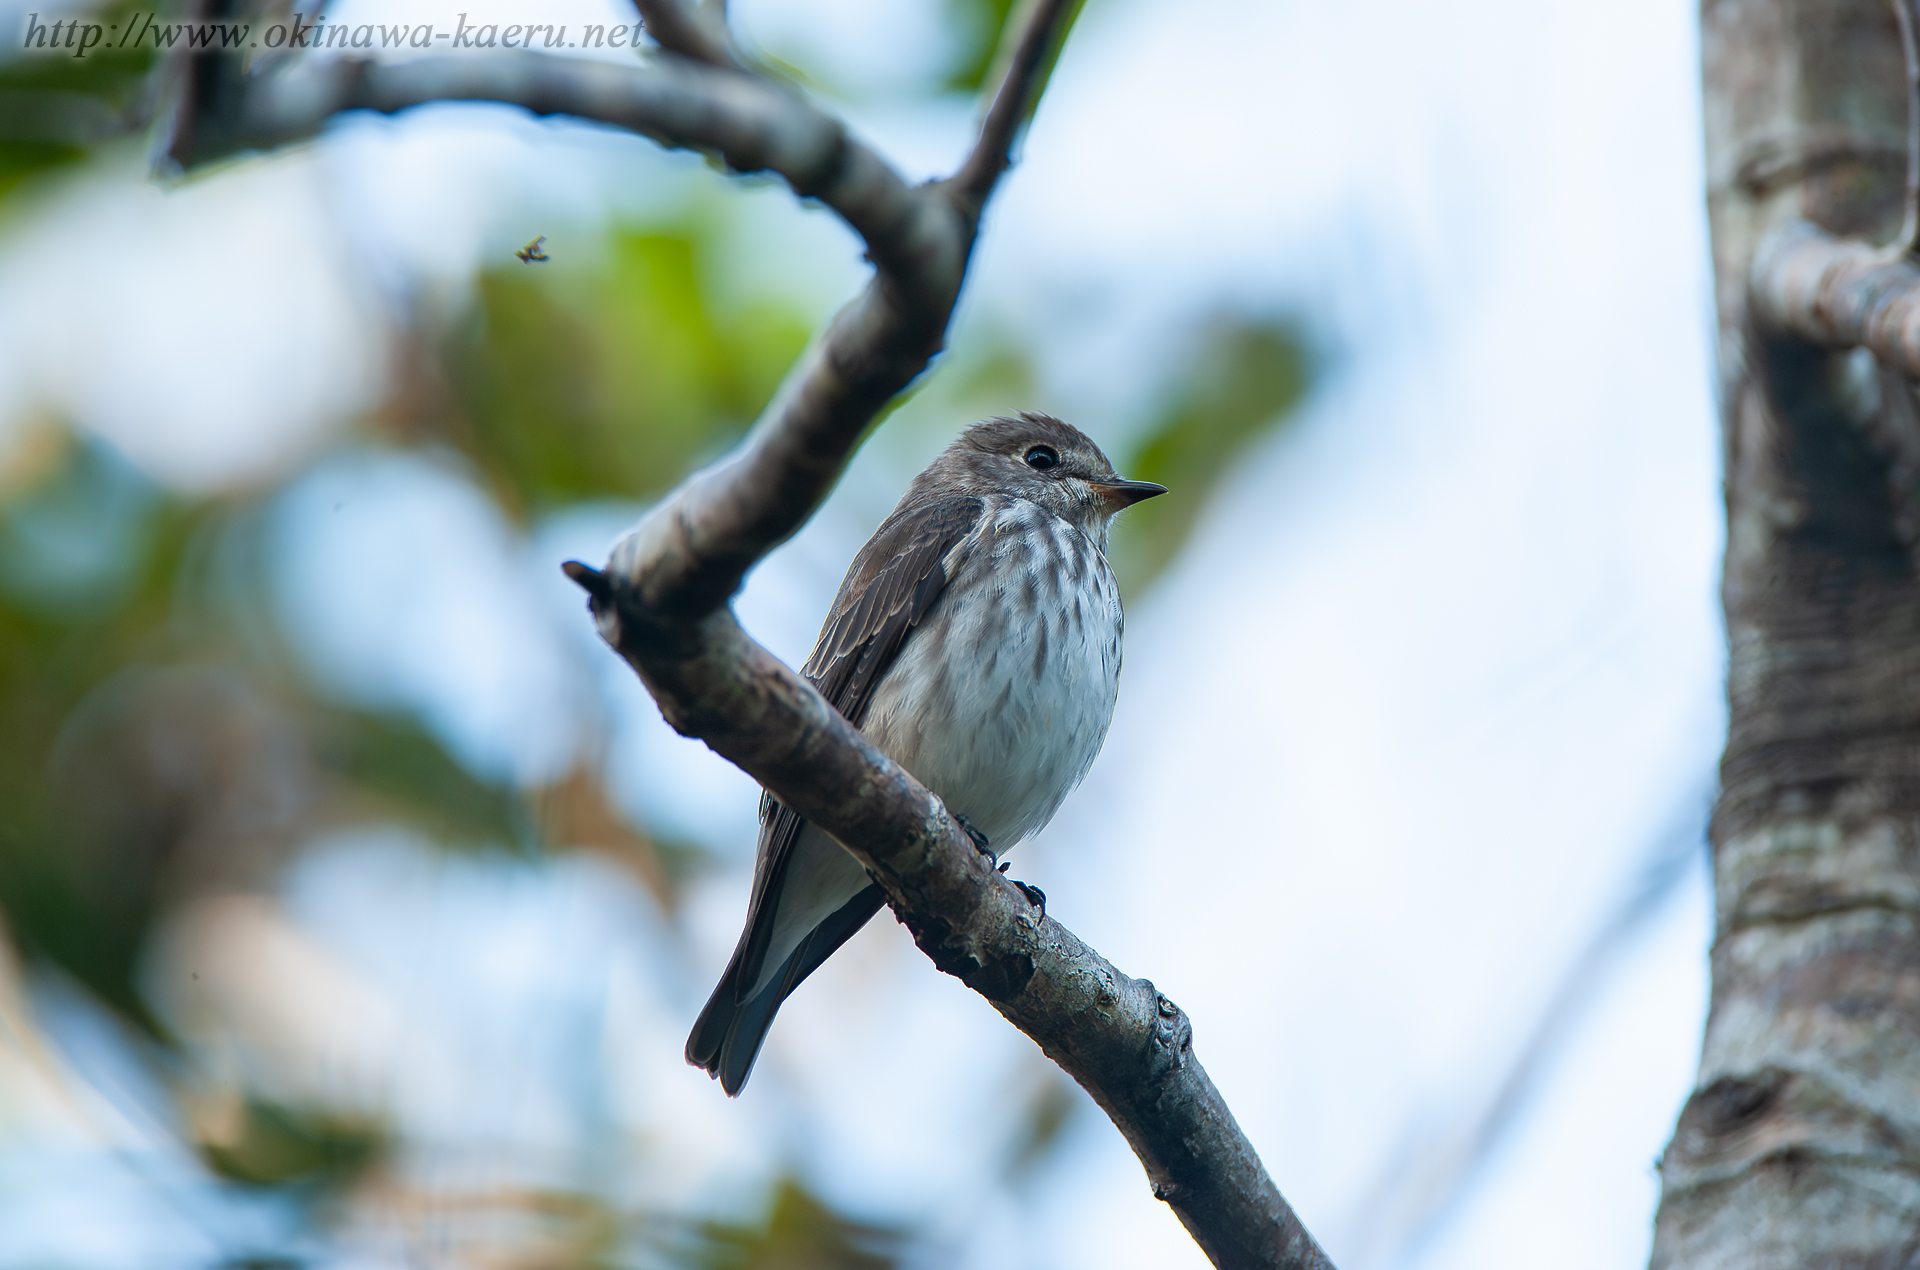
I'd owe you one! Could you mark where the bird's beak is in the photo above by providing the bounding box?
[1089,479,1168,509]
[562,559,612,603]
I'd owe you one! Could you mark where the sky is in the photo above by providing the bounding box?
[0,0,1724,1266]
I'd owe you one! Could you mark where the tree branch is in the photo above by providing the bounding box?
[1750,221,1920,377]
[572,597,1330,1269]
[581,1,1327,1261]
[169,52,942,284]
[580,5,1330,1260]
[632,0,748,71]
[162,0,1334,1261]
[946,0,1085,214]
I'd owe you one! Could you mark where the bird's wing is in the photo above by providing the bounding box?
[735,495,986,993]
[804,495,988,722]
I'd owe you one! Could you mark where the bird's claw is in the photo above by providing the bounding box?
[957,815,995,865]
[957,817,1040,914]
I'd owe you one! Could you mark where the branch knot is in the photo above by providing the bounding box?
[1144,984,1194,1080]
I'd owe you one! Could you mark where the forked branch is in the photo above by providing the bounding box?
[166,3,1332,1264]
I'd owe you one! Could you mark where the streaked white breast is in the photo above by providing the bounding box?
[863,499,1124,851]
[750,500,1126,995]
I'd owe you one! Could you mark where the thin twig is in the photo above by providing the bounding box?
[178,52,940,284]
[946,0,1085,214]
[633,0,748,72]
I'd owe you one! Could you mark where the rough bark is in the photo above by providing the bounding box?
[1654,1,1920,1264]
[161,4,1333,1266]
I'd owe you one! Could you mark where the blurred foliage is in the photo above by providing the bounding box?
[0,438,277,1025]
[0,432,210,1032]
[690,1178,905,1270]
[0,21,1224,1252]
[0,427,668,1042]
[941,343,1040,417]
[0,1,157,202]
[315,706,525,847]
[1112,316,1311,593]
[197,1094,388,1190]
[444,222,813,517]
[0,204,804,1046]
[859,335,1041,463]
[943,0,1021,92]
[1004,1071,1080,1179]
[533,763,677,903]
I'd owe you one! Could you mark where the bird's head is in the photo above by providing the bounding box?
[912,412,1166,544]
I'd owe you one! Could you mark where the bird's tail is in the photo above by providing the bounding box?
[685,884,886,1096]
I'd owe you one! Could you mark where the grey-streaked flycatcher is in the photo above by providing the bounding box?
[686,413,1165,1095]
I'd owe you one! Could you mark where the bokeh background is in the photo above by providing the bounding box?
[0,0,1722,1265]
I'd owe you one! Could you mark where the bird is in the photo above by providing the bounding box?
[684,412,1166,1095]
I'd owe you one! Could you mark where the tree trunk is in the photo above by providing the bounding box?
[1653,0,1920,1264]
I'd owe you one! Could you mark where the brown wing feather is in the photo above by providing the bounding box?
[688,497,986,1074]
[804,497,987,721]
[736,496,984,983]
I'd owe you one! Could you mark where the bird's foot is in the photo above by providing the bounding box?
[961,817,1040,913]
[957,815,995,866]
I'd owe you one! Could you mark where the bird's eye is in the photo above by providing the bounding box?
[1024,446,1059,472]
